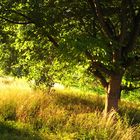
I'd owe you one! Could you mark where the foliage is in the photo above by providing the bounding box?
[0,23,93,89]
[1,0,140,111]
[0,1,139,82]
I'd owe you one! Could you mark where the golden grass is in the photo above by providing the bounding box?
[0,77,139,139]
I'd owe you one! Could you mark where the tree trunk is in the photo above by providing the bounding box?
[105,74,122,113]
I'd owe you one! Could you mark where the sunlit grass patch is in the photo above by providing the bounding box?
[0,77,32,94]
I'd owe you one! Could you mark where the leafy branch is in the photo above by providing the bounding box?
[0,16,33,24]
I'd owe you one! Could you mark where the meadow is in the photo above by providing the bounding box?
[0,77,139,140]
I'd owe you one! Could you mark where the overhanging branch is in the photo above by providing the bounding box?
[2,9,34,22]
[1,8,59,48]
[0,16,33,24]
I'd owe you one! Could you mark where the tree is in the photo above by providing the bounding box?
[0,0,140,113]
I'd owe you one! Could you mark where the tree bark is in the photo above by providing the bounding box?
[105,74,122,113]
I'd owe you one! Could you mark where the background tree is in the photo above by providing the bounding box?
[0,0,140,113]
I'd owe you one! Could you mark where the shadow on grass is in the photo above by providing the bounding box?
[54,93,104,113]
[54,92,140,124]
[0,121,43,140]
[119,102,140,125]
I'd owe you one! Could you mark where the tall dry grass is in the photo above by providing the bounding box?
[0,77,139,139]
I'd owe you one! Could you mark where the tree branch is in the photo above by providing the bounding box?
[2,9,34,22]
[85,50,94,61]
[85,50,114,76]
[0,16,33,24]
[91,61,114,76]
[47,35,59,47]
[88,64,108,88]
[89,0,116,39]
[0,5,60,49]
[93,70,108,89]
[119,0,128,43]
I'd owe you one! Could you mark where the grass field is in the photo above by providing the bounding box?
[0,77,139,140]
